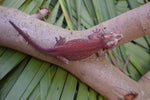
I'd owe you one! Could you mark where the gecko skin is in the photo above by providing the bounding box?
[9,21,123,64]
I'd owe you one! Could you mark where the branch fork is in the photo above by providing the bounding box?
[0,3,150,100]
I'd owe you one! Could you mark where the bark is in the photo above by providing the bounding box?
[0,3,150,100]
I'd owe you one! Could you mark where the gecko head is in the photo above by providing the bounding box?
[103,32,123,48]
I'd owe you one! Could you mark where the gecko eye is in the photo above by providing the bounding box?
[115,34,123,41]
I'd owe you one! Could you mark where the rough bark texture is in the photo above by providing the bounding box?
[0,3,150,100]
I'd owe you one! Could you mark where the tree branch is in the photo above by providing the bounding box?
[0,3,150,100]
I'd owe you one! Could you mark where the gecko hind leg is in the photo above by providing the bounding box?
[55,36,66,47]
[56,56,69,64]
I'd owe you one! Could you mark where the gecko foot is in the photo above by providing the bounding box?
[97,49,107,57]
[92,28,100,34]
[55,36,66,46]
[56,56,69,64]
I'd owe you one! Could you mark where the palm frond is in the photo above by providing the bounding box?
[0,0,149,100]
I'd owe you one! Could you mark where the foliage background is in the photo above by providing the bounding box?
[0,0,150,100]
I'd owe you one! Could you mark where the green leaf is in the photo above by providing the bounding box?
[0,50,26,80]
[2,0,25,8]
[20,62,50,100]
[0,47,6,56]
[60,74,77,100]
[89,89,97,100]
[40,65,57,100]
[4,58,43,100]
[46,68,67,100]
[59,0,74,30]
[125,42,150,75]
[0,58,28,100]
[76,82,88,100]
[47,1,60,24]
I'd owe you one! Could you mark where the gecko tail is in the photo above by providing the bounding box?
[9,20,54,54]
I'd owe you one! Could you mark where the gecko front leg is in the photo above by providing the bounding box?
[97,49,108,57]
[88,29,106,58]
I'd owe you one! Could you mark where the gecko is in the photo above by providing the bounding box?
[9,21,123,64]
